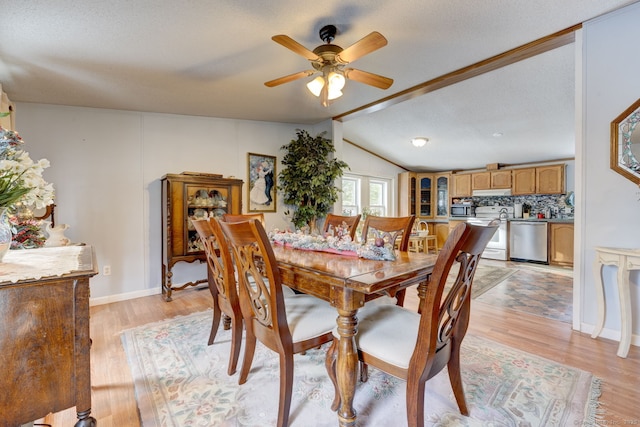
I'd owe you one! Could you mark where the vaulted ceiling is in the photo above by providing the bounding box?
[0,0,635,171]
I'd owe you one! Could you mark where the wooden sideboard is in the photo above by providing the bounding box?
[0,246,98,427]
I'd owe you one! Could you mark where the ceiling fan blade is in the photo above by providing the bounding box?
[344,68,393,89]
[264,70,316,87]
[272,35,320,61]
[336,31,388,64]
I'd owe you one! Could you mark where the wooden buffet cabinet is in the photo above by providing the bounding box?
[0,246,98,427]
[161,173,243,301]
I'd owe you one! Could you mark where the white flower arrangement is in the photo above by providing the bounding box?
[0,127,55,209]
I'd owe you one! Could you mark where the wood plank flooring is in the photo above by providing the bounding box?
[37,266,639,426]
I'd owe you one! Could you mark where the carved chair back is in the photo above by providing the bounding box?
[360,215,415,250]
[322,213,361,240]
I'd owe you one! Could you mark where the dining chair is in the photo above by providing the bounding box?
[222,212,265,226]
[325,221,499,427]
[322,213,361,240]
[360,215,415,305]
[360,214,415,250]
[191,218,243,376]
[219,218,337,427]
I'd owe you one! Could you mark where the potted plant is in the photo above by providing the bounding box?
[279,129,349,232]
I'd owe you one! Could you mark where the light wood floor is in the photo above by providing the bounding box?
[39,271,639,426]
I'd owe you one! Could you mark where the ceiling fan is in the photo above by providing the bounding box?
[264,25,393,107]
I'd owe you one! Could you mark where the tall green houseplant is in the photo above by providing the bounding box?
[279,129,349,231]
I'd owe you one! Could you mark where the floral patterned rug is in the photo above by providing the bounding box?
[122,311,601,427]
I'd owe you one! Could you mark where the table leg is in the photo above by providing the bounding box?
[617,259,632,358]
[591,258,606,338]
[335,308,359,427]
[416,278,429,315]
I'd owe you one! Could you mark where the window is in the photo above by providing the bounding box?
[341,174,392,217]
[341,176,360,216]
[367,179,387,216]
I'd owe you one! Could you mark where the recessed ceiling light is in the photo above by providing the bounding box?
[492,132,504,137]
[411,137,429,147]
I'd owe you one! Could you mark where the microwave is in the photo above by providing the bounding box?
[450,204,475,217]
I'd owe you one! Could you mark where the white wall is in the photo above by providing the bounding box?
[13,104,385,303]
[578,2,640,345]
[13,104,294,301]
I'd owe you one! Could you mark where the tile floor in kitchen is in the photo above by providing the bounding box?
[477,259,573,323]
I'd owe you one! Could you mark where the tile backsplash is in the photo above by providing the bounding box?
[472,194,574,218]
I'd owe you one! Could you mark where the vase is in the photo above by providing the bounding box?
[43,220,71,247]
[0,208,12,262]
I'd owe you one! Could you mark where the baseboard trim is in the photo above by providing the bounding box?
[580,322,640,348]
[90,286,161,306]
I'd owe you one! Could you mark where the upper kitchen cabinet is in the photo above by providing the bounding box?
[512,168,536,194]
[491,170,512,188]
[451,173,472,198]
[471,170,512,190]
[417,174,433,217]
[398,172,447,219]
[398,172,417,217]
[471,172,490,190]
[536,164,565,194]
[512,164,565,195]
[435,173,449,218]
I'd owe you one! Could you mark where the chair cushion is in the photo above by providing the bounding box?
[285,295,336,342]
[333,304,419,369]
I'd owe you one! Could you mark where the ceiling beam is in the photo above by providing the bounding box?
[334,23,581,122]
[343,138,410,171]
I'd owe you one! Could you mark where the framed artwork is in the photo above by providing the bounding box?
[247,153,276,212]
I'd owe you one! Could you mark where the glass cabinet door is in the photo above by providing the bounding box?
[436,175,449,217]
[185,185,230,253]
[409,176,416,216]
[419,176,432,217]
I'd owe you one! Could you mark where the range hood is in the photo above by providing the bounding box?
[472,188,512,197]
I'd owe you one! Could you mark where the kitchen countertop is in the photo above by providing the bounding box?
[445,216,574,223]
[508,217,574,223]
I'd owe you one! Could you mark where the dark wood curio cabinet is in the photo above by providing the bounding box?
[161,172,243,301]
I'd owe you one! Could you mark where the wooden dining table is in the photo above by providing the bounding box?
[273,244,437,427]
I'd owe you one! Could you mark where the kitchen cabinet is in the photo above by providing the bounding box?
[435,173,449,217]
[512,164,565,195]
[471,172,491,190]
[491,170,512,188]
[549,222,574,267]
[536,164,565,194]
[161,172,243,301]
[451,173,472,197]
[398,172,417,217]
[435,222,449,250]
[472,170,512,190]
[417,174,433,217]
[512,168,536,194]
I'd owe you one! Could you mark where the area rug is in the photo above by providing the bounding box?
[122,311,602,427]
[447,264,518,299]
[476,267,573,323]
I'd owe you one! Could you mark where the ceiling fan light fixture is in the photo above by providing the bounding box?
[411,137,429,147]
[307,71,345,101]
[306,76,325,97]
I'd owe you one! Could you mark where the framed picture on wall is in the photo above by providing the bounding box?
[247,153,276,212]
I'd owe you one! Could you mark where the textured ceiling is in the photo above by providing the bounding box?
[0,0,635,171]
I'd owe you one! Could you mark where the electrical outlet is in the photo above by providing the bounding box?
[103,265,111,276]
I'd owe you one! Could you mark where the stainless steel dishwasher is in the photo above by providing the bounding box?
[509,221,548,263]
